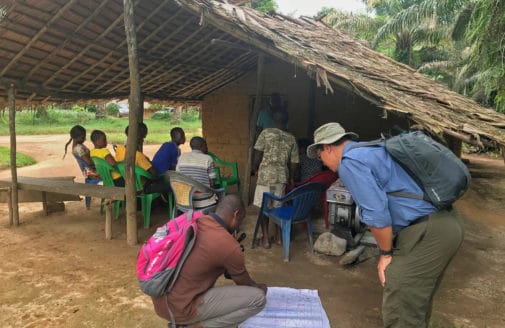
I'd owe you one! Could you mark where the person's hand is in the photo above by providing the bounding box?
[377,255,392,287]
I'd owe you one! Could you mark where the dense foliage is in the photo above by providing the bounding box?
[249,0,277,13]
[319,0,505,113]
[0,106,202,144]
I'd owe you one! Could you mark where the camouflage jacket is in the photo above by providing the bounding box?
[254,128,299,185]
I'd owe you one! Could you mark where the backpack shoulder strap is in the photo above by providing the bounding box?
[387,191,425,200]
[346,137,427,201]
[347,138,384,151]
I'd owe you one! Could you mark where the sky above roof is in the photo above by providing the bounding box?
[276,0,367,17]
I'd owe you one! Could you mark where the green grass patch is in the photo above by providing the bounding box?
[0,146,36,169]
[0,108,202,144]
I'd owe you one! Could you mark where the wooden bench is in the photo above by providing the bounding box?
[0,176,125,240]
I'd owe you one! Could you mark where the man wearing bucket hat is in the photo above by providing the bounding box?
[307,122,464,328]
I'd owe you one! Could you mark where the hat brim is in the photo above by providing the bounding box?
[306,132,358,159]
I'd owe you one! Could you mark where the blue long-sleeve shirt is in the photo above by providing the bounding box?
[339,141,436,234]
[152,141,179,174]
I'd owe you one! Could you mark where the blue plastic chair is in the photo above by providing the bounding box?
[251,182,326,262]
[73,154,102,210]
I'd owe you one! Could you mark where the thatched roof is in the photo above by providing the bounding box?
[1,0,505,149]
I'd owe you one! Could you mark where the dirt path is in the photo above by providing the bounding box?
[1,135,505,327]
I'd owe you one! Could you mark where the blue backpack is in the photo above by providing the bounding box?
[350,131,471,210]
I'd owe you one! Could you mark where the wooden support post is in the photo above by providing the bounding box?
[444,134,463,158]
[7,187,13,226]
[124,0,140,245]
[105,201,113,240]
[308,78,316,136]
[243,54,265,205]
[8,83,19,226]
[41,191,49,216]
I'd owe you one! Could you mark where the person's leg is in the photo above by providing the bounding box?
[270,183,286,245]
[195,285,266,328]
[253,185,271,248]
[382,212,464,328]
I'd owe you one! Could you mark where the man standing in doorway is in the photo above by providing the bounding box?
[253,110,299,249]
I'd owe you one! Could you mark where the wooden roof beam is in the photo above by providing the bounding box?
[0,77,127,101]
[23,0,111,82]
[148,43,231,93]
[94,13,199,93]
[67,0,177,92]
[104,27,219,94]
[176,52,255,97]
[0,0,78,78]
[42,1,134,88]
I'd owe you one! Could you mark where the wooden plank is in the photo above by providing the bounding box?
[0,177,80,203]
[0,177,125,201]
[0,189,81,203]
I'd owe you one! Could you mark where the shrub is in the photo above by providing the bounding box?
[148,103,163,112]
[151,110,172,120]
[181,107,200,122]
[85,104,97,113]
[71,104,85,112]
[106,103,120,116]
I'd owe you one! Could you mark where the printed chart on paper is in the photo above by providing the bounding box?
[240,287,330,328]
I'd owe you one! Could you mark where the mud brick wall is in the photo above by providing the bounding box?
[202,57,405,198]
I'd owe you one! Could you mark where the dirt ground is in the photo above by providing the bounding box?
[1,135,505,328]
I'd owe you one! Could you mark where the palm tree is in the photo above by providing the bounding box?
[417,0,505,112]
[323,0,505,113]
[458,0,505,111]
[369,0,470,67]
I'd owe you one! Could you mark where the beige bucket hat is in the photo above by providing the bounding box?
[307,122,359,159]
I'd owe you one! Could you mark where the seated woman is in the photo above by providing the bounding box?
[63,125,101,209]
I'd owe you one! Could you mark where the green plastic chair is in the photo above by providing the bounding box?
[91,157,123,219]
[208,152,240,195]
[116,162,172,228]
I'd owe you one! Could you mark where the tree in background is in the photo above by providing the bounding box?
[249,0,277,13]
[320,0,505,113]
[452,0,505,112]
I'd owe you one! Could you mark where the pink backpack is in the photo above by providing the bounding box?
[136,211,203,297]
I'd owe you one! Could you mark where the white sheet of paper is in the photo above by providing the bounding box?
[239,287,331,328]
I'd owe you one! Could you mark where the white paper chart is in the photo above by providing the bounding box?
[239,287,331,328]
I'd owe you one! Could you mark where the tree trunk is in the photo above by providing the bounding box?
[123,0,141,246]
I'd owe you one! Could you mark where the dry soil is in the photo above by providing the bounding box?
[1,135,504,328]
